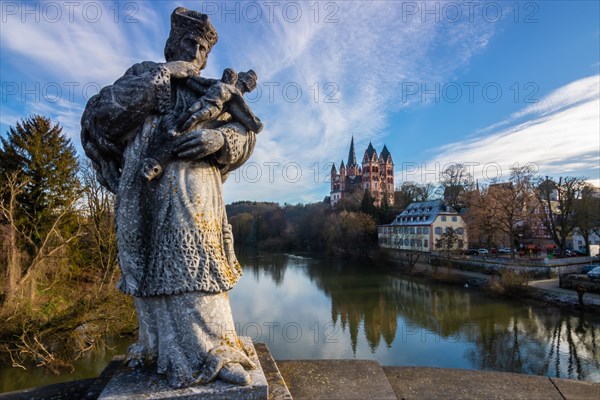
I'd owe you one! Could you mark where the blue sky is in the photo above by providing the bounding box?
[1,1,599,204]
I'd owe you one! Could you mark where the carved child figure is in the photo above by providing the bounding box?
[141,68,261,181]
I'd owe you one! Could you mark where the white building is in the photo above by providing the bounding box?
[378,199,468,253]
[571,229,600,256]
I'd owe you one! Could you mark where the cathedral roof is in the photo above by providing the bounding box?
[340,160,345,169]
[347,136,357,167]
[379,145,392,163]
[331,163,337,173]
[364,142,377,160]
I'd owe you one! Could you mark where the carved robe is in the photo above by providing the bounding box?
[81,61,257,386]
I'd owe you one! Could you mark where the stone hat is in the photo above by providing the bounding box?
[164,7,218,60]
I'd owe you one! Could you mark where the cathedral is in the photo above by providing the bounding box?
[330,137,394,207]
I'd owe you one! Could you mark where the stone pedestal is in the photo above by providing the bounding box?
[98,337,268,400]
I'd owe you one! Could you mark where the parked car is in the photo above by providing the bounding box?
[478,248,489,255]
[582,264,599,274]
[465,249,479,256]
[565,250,579,257]
[498,248,512,254]
[587,266,600,281]
[573,249,587,256]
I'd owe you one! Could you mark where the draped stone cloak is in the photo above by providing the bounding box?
[81,61,256,298]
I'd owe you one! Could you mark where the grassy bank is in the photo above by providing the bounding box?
[0,270,136,374]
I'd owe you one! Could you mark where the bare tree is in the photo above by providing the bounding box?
[439,163,474,211]
[536,176,588,257]
[435,227,460,259]
[463,185,500,249]
[490,166,536,258]
[0,172,27,303]
[0,172,81,304]
[79,161,118,292]
[394,181,438,210]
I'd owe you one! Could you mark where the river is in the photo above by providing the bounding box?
[1,252,599,393]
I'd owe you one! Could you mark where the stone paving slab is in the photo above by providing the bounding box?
[277,360,396,400]
[551,377,600,400]
[254,343,292,400]
[383,366,600,400]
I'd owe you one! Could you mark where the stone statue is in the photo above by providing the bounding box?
[80,7,262,388]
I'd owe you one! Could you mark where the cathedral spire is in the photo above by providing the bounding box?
[347,136,357,167]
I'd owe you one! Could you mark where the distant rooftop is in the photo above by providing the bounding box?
[388,199,458,226]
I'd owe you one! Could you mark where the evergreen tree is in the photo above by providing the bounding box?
[360,190,377,218]
[0,115,80,246]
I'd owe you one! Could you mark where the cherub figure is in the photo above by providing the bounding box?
[141,68,261,181]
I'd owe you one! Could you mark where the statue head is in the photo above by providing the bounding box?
[164,7,218,70]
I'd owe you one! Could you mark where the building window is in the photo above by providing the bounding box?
[458,239,464,248]
[416,227,422,234]
[435,227,442,235]
[452,216,457,222]
[424,239,428,247]
[410,239,415,247]
[456,228,464,235]
[404,239,409,246]
[441,216,447,222]
[423,227,429,234]
[410,227,415,234]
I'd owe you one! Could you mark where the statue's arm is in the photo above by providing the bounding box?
[82,62,171,143]
[81,62,175,191]
[214,122,257,175]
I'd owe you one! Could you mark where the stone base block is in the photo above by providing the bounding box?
[98,337,267,400]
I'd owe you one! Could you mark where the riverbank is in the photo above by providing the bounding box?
[1,343,598,400]
[385,260,600,314]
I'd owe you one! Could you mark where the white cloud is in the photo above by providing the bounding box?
[2,1,497,202]
[213,1,496,202]
[426,75,600,184]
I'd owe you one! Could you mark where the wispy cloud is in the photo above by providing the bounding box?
[1,2,165,143]
[213,1,497,202]
[426,75,600,183]
[2,1,497,202]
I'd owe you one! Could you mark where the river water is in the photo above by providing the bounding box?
[1,252,599,393]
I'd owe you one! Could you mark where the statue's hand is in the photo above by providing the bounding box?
[172,129,224,160]
[179,100,215,132]
[163,61,200,79]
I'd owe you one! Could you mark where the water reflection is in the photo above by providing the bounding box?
[241,249,289,287]
[232,252,600,382]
